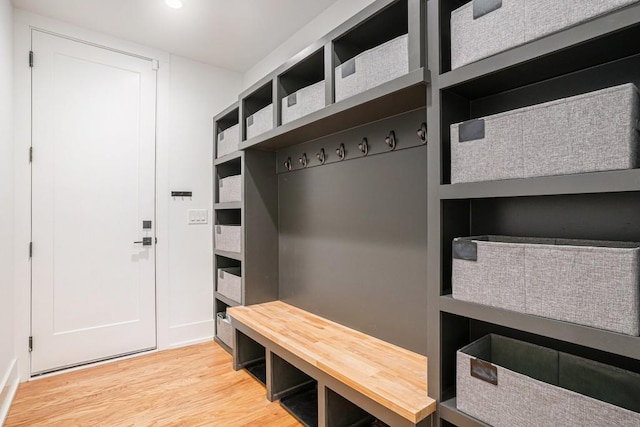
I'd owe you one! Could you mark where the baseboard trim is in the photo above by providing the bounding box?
[0,359,19,425]
[167,319,214,349]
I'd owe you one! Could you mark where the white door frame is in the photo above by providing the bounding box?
[13,9,172,381]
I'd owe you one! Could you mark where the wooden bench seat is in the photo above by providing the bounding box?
[228,301,436,426]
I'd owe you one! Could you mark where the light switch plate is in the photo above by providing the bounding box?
[188,209,208,225]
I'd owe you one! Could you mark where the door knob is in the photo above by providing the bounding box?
[134,237,153,246]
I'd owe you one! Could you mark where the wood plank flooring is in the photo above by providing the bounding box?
[6,342,300,426]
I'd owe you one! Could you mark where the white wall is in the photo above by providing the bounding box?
[243,0,376,89]
[166,55,242,346]
[13,9,243,381]
[0,0,18,421]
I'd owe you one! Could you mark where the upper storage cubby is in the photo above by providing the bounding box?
[239,0,428,151]
[214,103,240,160]
[278,47,326,126]
[242,80,274,142]
[439,0,640,79]
[332,0,409,102]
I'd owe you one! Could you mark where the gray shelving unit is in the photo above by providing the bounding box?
[427,1,640,426]
[213,103,279,352]
[211,0,431,423]
[238,0,428,152]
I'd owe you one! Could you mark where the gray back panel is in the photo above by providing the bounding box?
[278,144,428,354]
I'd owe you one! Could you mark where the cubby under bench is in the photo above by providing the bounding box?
[228,301,436,427]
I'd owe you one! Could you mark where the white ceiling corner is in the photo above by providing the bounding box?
[11,0,340,72]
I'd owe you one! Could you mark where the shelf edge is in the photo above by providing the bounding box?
[439,296,640,360]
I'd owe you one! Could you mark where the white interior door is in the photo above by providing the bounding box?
[31,31,157,375]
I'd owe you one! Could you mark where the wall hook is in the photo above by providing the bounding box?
[417,123,427,144]
[316,148,326,165]
[336,143,346,161]
[385,131,396,150]
[358,138,369,156]
[284,157,292,171]
[299,153,308,168]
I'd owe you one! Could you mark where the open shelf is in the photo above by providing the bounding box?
[245,360,267,386]
[440,296,640,360]
[326,388,387,427]
[438,313,640,404]
[438,1,640,86]
[439,399,489,427]
[214,202,242,210]
[439,169,640,199]
[213,249,243,262]
[240,69,428,151]
[242,80,274,142]
[214,292,240,308]
[278,46,326,127]
[440,51,640,185]
[214,150,242,166]
[280,384,318,427]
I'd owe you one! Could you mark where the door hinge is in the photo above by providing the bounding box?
[29,147,33,163]
[29,242,32,258]
[155,237,158,245]
[151,59,159,71]
[28,336,33,352]
[29,51,33,68]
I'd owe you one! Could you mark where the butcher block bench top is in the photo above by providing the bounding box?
[227,301,436,424]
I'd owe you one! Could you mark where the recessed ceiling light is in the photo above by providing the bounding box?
[165,0,183,9]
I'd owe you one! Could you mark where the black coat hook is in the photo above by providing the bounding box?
[336,143,346,161]
[417,123,427,144]
[317,148,326,165]
[284,157,292,171]
[358,138,369,156]
[299,153,308,168]
[385,131,396,150]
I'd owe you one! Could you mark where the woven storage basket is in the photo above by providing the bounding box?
[217,267,241,304]
[214,225,241,253]
[216,312,233,348]
[452,236,640,335]
[246,104,273,140]
[216,123,240,158]
[219,175,241,203]
[450,83,640,184]
[334,34,409,102]
[282,80,326,124]
[458,334,640,427]
[451,0,640,69]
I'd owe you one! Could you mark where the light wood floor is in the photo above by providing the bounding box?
[6,342,300,426]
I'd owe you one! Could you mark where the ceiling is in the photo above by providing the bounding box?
[11,0,340,72]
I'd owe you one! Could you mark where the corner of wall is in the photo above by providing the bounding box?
[0,360,19,425]
[1,0,17,417]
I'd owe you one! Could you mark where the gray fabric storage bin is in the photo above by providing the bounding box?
[217,267,241,304]
[451,0,640,69]
[214,225,241,253]
[246,104,273,140]
[334,34,409,102]
[282,80,326,124]
[452,236,640,335]
[451,83,640,184]
[457,334,640,427]
[216,312,233,348]
[216,123,240,158]
[219,175,241,203]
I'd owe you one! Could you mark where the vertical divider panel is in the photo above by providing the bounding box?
[408,0,426,70]
[272,77,280,129]
[324,42,335,106]
[318,381,328,427]
[239,100,247,142]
